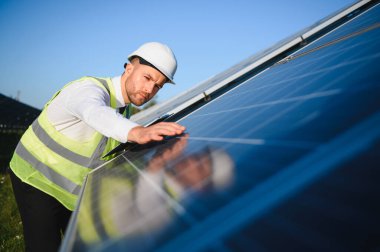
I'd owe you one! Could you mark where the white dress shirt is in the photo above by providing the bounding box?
[46,76,139,143]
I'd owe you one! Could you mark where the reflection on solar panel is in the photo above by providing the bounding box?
[60,1,380,251]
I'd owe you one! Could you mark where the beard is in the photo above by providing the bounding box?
[128,91,150,106]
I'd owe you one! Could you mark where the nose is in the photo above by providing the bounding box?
[144,80,156,94]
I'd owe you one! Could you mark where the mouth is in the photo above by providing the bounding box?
[138,93,148,101]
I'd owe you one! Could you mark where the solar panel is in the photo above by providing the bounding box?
[60,1,380,251]
[130,1,372,126]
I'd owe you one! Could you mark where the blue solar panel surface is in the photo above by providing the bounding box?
[61,2,380,252]
[297,2,380,54]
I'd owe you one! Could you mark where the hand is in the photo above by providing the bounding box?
[128,122,186,144]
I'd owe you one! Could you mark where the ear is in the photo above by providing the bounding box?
[125,63,134,74]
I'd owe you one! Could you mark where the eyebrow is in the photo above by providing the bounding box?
[145,73,156,83]
[145,72,164,87]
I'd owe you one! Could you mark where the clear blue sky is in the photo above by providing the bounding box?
[0,0,356,109]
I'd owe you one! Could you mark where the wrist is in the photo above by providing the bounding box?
[128,125,144,142]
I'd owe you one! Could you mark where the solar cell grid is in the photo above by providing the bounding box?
[185,20,380,144]
[225,139,380,251]
[296,2,380,55]
[61,2,380,251]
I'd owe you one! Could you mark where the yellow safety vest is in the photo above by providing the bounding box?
[9,76,130,211]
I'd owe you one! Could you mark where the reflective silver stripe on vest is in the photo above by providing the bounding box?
[91,76,130,119]
[31,120,107,169]
[91,77,110,92]
[15,143,81,195]
[25,77,113,170]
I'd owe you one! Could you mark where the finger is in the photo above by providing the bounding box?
[154,127,180,136]
[157,122,186,131]
[151,134,164,141]
[151,124,185,135]
[164,123,186,134]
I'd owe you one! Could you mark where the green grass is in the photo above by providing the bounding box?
[0,172,24,251]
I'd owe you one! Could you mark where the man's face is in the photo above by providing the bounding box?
[122,61,167,106]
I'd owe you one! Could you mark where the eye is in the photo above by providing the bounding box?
[154,84,162,90]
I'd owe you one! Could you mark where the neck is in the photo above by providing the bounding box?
[120,74,130,104]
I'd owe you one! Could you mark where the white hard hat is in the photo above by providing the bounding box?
[128,42,177,84]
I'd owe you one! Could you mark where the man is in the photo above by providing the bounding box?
[9,42,186,252]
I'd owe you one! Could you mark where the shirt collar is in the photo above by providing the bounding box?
[111,76,126,108]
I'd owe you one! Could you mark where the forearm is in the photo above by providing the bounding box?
[62,81,140,143]
[82,104,139,143]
